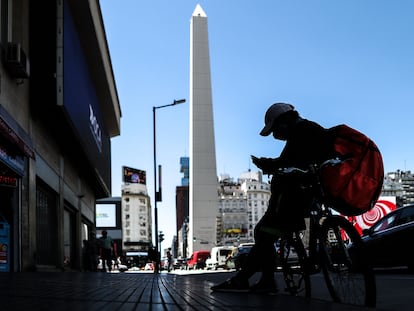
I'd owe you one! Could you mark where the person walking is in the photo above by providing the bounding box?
[211,102,334,293]
[98,230,115,272]
[166,248,173,272]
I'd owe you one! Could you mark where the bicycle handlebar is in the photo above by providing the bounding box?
[276,157,348,176]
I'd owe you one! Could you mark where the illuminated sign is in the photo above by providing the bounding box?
[123,166,146,185]
[96,204,116,227]
[0,145,24,176]
[0,174,17,187]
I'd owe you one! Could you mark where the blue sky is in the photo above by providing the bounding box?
[100,0,414,248]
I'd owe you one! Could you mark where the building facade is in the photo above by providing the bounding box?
[239,171,271,240]
[216,171,271,246]
[175,157,189,258]
[0,0,120,272]
[217,175,249,245]
[121,183,152,252]
[383,170,414,206]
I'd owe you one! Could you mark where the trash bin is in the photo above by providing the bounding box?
[0,216,10,272]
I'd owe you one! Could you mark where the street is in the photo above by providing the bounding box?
[167,267,414,310]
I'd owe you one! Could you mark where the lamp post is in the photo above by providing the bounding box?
[153,98,186,273]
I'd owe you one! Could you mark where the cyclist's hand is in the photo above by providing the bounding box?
[251,155,262,168]
[251,155,274,173]
[251,155,269,170]
[251,155,258,163]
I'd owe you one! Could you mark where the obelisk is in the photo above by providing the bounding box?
[189,4,218,254]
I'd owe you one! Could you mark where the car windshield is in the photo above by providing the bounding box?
[395,206,414,225]
[238,246,252,254]
[372,214,397,232]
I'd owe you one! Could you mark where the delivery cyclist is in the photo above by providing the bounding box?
[211,103,334,293]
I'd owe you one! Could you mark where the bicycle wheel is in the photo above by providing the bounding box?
[319,215,376,307]
[280,232,311,298]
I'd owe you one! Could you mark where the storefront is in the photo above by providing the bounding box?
[0,106,35,272]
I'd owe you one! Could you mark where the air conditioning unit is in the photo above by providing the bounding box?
[4,42,30,79]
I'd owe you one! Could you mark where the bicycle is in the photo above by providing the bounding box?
[277,158,376,307]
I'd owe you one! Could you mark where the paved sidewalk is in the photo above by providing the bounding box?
[0,271,378,311]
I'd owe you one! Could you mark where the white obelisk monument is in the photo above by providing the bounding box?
[189,4,218,254]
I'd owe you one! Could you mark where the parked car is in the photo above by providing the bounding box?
[173,258,187,270]
[205,246,235,270]
[97,259,128,272]
[227,243,254,271]
[275,238,298,268]
[160,256,169,271]
[360,204,414,271]
[144,262,154,271]
[186,250,210,269]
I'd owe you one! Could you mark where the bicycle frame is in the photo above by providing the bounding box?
[305,200,326,273]
[289,162,336,273]
[278,160,376,306]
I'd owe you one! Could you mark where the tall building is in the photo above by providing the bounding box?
[0,1,120,272]
[239,171,271,240]
[180,157,189,186]
[217,176,249,245]
[176,157,189,258]
[383,170,414,206]
[216,171,271,246]
[189,5,218,254]
[121,167,152,255]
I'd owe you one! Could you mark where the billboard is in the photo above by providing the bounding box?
[96,204,116,227]
[345,196,397,235]
[123,166,146,185]
[61,2,111,194]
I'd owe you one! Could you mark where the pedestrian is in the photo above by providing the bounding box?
[148,246,159,273]
[114,256,121,270]
[89,233,99,272]
[98,230,115,272]
[166,248,173,272]
[211,103,334,293]
[82,235,99,272]
[82,239,91,271]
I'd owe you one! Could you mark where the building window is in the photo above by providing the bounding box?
[0,0,11,45]
[36,179,58,266]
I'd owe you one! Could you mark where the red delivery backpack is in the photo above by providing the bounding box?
[320,124,384,216]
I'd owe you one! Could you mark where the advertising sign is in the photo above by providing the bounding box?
[123,166,146,185]
[0,218,10,272]
[346,196,397,235]
[61,3,111,194]
[96,204,116,228]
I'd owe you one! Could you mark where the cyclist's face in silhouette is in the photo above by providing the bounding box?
[271,118,289,140]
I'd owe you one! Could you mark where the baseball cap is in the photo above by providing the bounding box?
[260,103,295,136]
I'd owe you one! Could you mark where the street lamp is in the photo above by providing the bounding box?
[153,98,186,273]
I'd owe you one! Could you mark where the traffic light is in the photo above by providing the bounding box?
[159,231,165,243]
[193,237,196,242]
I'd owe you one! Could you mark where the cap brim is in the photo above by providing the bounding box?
[260,125,272,136]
